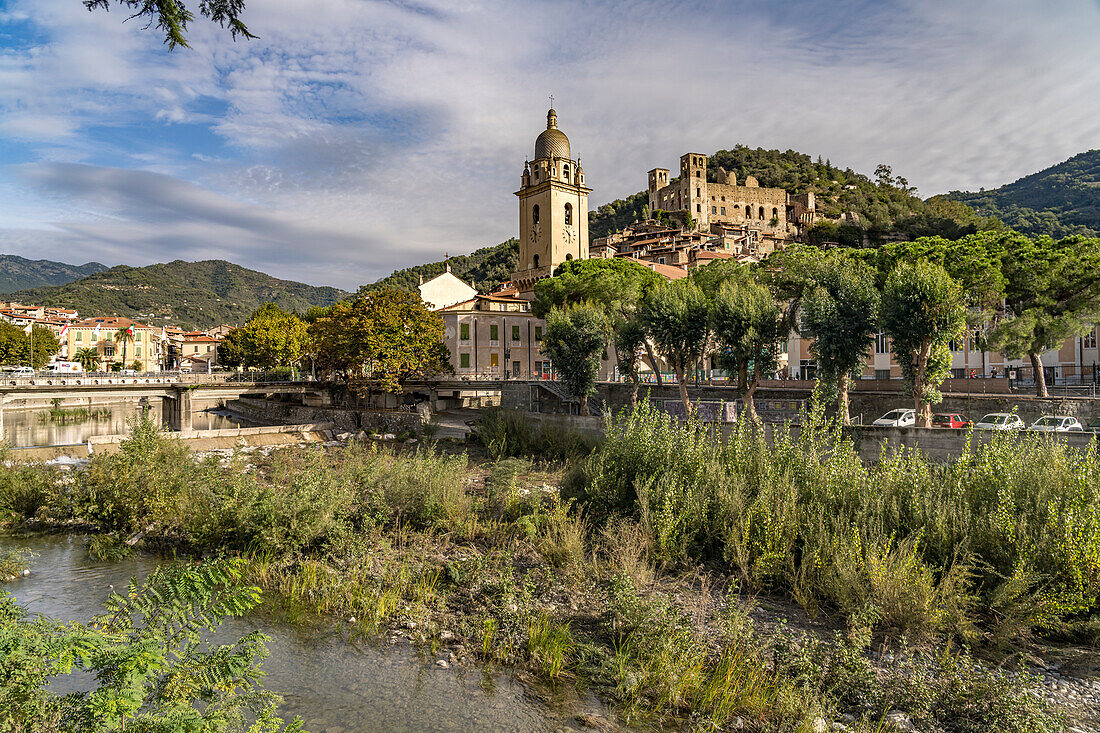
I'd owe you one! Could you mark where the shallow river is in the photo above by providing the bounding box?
[3,535,613,732]
[5,403,253,448]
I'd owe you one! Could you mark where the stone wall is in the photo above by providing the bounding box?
[842,425,1098,464]
[227,398,423,435]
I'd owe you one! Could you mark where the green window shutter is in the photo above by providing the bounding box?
[490,325,498,341]
[460,353,470,368]
[534,326,542,342]
[460,323,470,340]
[512,325,520,341]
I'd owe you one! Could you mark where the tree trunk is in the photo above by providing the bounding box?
[744,373,760,424]
[837,370,851,425]
[629,377,639,406]
[1030,352,1048,398]
[674,365,691,417]
[914,341,933,428]
[579,394,590,416]
[644,342,663,386]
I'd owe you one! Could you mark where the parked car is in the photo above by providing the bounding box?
[1028,415,1084,432]
[1,366,35,376]
[974,413,1025,431]
[873,408,916,427]
[932,413,971,429]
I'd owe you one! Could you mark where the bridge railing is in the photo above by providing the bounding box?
[0,369,317,388]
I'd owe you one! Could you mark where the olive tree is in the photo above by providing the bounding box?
[640,279,710,416]
[881,261,967,427]
[711,278,786,423]
[542,304,609,416]
[800,255,881,424]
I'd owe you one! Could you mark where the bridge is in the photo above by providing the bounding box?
[0,373,330,434]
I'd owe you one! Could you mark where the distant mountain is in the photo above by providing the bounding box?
[944,150,1100,239]
[364,239,519,295]
[0,255,106,294]
[13,259,349,330]
[589,146,1003,246]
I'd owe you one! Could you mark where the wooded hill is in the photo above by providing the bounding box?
[944,150,1100,239]
[0,255,106,294]
[362,239,520,296]
[13,259,349,330]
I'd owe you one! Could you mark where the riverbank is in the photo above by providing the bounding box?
[1,411,1094,732]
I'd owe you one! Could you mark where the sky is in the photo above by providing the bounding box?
[1,0,1098,290]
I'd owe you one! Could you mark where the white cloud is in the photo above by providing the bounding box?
[1,0,1098,288]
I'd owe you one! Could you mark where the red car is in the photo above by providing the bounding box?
[932,413,971,429]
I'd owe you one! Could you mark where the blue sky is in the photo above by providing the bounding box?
[1,0,1098,289]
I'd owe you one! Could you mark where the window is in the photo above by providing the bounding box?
[695,170,700,177]
[720,207,726,215]
[75,331,82,341]
[533,254,540,268]
[565,253,573,260]
[532,205,539,225]
[799,359,816,380]
[875,369,891,380]
[489,324,498,341]
[696,204,701,213]
[772,207,779,220]
[563,164,569,178]
[534,326,543,342]
[512,325,520,341]
[459,353,470,368]
[759,206,765,219]
[512,360,521,376]
[712,206,717,214]
[460,323,470,340]
[657,257,666,264]
[136,347,142,357]
[104,346,115,357]
[875,332,889,354]
[745,205,752,218]
[948,340,960,352]
[490,353,499,367]
[1085,329,1098,349]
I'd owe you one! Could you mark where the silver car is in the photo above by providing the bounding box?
[873,408,916,427]
[974,413,1025,431]
[1028,415,1084,433]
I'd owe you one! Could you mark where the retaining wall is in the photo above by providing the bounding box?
[227,398,423,434]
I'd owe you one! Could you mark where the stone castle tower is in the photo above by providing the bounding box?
[512,108,591,294]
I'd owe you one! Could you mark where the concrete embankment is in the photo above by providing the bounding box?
[11,422,335,463]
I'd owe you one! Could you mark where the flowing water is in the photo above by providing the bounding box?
[2,535,615,732]
[5,403,254,448]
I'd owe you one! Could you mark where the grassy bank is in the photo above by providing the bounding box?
[0,413,1082,732]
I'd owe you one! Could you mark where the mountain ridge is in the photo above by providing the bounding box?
[0,255,107,294]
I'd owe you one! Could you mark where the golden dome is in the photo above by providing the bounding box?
[534,108,571,160]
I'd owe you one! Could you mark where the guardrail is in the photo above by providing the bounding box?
[0,370,318,388]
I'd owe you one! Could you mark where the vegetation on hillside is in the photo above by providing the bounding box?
[946,149,1100,239]
[364,239,519,295]
[12,259,348,330]
[0,255,105,295]
[588,146,1004,246]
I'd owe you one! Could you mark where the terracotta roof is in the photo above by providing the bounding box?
[184,335,221,343]
[71,316,154,330]
[694,251,733,260]
[638,262,689,280]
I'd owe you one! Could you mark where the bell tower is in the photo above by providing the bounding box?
[512,107,591,295]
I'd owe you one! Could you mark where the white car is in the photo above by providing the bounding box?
[873,408,916,427]
[974,413,1025,431]
[2,366,35,376]
[1028,415,1084,433]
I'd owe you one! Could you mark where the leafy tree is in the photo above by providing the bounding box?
[219,303,308,370]
[881,262,967,426]
[308,288,450,395]
[84,0,256,50]
[0,558,300,731]
[990,236,1100,397]
[800,255,881,423]
[711,279,785,423]
[640,279,710,415]
[0,323,60,369]
[74,346,101,372]
[533,258,666,383]
[541,304,609,416]
[612,316,648,406]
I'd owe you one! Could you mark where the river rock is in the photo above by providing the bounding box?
[439,629,455,641]
[811,718,828,733]
[435,659,449,668]
[884,711,916,731]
